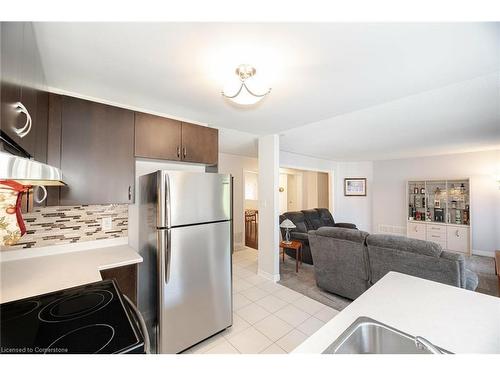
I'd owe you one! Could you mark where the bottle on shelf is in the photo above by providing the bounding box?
[426,209,431,221]
[463,205,470,225]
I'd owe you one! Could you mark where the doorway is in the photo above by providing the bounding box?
[243,171,258,249]
[279,168,329,212]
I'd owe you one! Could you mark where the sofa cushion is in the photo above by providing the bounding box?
[334,223,358,229]
[366,234,443,258]
[314,227,369,244]
[290,231,309,243]
[302,209,322,230]
[315,208,336,227]
[283,211,308,233]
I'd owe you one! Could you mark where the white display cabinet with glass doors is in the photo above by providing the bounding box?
[406,179,471,255]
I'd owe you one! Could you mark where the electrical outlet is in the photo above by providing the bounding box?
[101,217,112,231]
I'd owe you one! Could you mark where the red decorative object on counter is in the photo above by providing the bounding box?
[0,180,31,246]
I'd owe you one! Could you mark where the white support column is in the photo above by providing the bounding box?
[257,134,280,282]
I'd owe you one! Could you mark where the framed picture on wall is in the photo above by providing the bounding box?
[344,178,367,196]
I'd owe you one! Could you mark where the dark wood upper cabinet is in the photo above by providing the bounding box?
[134,114,218,165]
[181,122,218,165]
[135,112,181,160]
[1,22,48,161]
[17,23,39,156]
[59,96,135,205]
[45,93,62,206]
[1,22,23,144]
[34,90,48,164]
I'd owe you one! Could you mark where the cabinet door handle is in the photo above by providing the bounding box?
[414,227,418,232]
[183,147,187,159]
[455,230,460,237]
[128,186,132,201]
[33,186,47,204]
[176,146,181,159]
[13,102,32,138]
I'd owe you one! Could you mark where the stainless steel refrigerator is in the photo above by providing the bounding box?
[138,171,233,354]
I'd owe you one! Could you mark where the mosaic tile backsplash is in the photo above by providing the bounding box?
[3,204,128,250]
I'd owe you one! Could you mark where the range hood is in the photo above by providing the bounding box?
[0,151,66,186]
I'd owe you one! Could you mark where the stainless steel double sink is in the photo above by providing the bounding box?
[323,317,451,354]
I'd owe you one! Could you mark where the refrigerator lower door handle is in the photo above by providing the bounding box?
[159,230,171,284]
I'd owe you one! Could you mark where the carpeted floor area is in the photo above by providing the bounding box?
[279,254,499,311]
[279,258,351,311]
[465,255,498,297]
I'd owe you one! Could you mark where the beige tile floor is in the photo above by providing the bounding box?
[183,247,339,354]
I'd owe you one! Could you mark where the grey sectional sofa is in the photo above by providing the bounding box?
[308,227,479,300]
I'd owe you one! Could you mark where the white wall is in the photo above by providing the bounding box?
[218,153,258,247]
[280,151,373,231]
[280,151,337,173]
[372,150,500,256]
[333,161,374,232]
[128,159,205,251]
[258,135,280,281]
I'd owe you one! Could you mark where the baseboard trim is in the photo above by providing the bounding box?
[472,250,495,258]
[258,269,280,282]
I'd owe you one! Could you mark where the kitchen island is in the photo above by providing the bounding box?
[293,272,500,354]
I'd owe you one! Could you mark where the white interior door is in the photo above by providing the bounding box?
[287,174,297,211]
[279,173,288,214]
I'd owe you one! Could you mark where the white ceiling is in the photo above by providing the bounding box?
[33,22,500,160]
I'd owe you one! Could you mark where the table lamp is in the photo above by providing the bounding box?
[280,219,296,245]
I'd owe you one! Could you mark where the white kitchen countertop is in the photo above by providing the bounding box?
[293,272,500,354]
[0,239,142,304]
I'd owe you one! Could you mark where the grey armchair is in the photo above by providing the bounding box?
[308,227,370,299]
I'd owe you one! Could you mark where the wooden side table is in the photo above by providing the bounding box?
[280,240,302,273]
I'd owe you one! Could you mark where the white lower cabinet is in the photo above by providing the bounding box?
[426,224,447,248]
[407,222,426,241]
[407,221,470,255]
[446,225,470,254]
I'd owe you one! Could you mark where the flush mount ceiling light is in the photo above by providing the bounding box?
[221,64,271,105]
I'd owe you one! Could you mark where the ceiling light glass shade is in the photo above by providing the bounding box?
[221,64,271,105]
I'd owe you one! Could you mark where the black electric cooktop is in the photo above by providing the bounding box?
[0,280,144,354]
